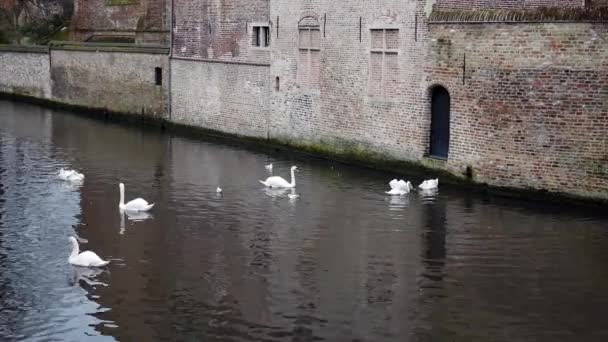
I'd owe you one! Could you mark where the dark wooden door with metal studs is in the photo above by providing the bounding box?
[430,87,450,159]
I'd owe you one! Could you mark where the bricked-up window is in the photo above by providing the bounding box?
[252,25,270,48]
[369,29,399,97]
[297,17,321,88]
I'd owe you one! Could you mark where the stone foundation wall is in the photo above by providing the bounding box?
[50,45,169,118]
[0,46,51,99]
[170,58,270,138]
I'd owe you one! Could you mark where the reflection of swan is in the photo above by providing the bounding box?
[288,188,299,200]
[120,210,153,235]
[265,163,273,171]
[264,187,289,197]
[70,266,107,287]
[419,179,439,190]
[62,180,83,191]
[119,183,154,212]
[386,179,413,195]
[260,166,297,188]
[68,237,109,267]
[388,195,409,209]
[58,168,84,182]
[419,188,439,200]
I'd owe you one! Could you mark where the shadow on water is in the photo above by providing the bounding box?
[1,100,608,341]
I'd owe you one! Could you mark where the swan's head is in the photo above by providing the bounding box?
[68,236,77,245]
[291,166,298,172]
[119,183,125,190]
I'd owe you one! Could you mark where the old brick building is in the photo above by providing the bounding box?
[70,0,169,43]
[168,0,608,200]
[3,0,602,199]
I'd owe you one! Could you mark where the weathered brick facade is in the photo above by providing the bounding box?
[433,0,585,10]
[1,0,606,200]
[169,0,608,200]
[425,23,608,197]
[70,0,169,43]
[170,0,271,137]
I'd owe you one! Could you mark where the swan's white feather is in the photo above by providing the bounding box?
[418,178,439,190]
[70,251,110,267]
[260,176,292,188]
[124,198,154,211]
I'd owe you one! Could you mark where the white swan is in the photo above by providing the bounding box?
[265,163,273,171]
[68,236,109,267]
[386,179,413,195]
[418,178,439,190]
[119,183,154,212]
[216,186,222,193]
[58,168,84,182]
[259,166,298,188]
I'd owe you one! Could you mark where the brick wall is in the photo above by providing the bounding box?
[434,0,585,10]
[425,23,608,198]
[170,0,272,139]
[270,1,431,160]
[71,0,169,43]
[172,0,270,63]
[0,48,51,99]
[170,58,270,138]
[50,47,169,118]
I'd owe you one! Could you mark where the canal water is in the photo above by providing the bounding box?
[0,100,607,341]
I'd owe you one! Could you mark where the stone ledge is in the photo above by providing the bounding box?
[48,41,169,54]
[0,45,49,54]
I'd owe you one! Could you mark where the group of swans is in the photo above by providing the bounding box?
[386,178,439,195]
[60,168,155,267]
[258,164,438,198]
[63,163,437,268]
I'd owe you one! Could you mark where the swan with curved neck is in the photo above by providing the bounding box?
[259,166,298,188]
[119,183,155,212]
[68,237,109,267]
[418,178,439,190]
[386,179,413,195]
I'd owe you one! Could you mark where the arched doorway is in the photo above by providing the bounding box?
[429,86,450,159]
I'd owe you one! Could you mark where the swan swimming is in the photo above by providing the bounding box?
[216,186,222,193]
[265,163,273,171]
[68,236,109,267]
[418,178,439,190]
[119,183,155,212]
[259,166,298,188]
[58,168,84,182]
[386,179,413,195]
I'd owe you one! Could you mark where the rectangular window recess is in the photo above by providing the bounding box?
[154,67,162,86]
[252,25,270,48]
